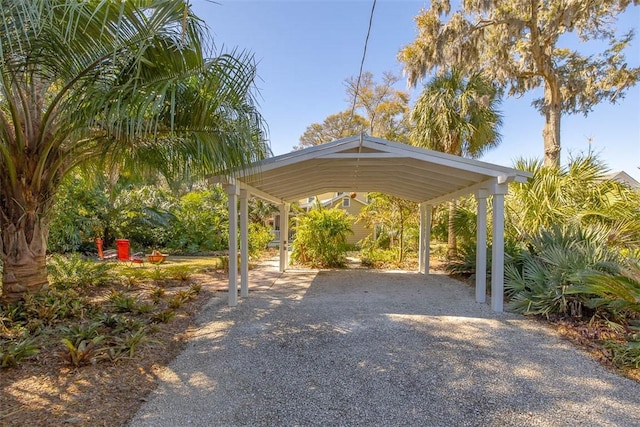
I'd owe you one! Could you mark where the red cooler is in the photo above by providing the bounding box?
[116,239,130,261]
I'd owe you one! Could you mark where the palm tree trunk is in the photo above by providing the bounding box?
[1,221,49,303]
[447,200,457,258]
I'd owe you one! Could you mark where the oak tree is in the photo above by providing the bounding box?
[399,0,639,167]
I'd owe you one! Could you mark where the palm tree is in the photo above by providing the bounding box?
[0,1,269,302]
[411,69,502,257]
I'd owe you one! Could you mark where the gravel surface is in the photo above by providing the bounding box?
[129,266,640,427]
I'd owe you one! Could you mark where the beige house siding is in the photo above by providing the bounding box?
[326,195,370,246]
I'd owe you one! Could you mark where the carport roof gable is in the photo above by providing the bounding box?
[229,135,531,203]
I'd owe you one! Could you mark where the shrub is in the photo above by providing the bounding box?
[167,188,229,253]
[248,222,274,257]
[568,260,640,315]
[291,207,353,268]
[605,337,640,369]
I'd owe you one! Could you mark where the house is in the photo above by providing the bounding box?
[267,192,370,247]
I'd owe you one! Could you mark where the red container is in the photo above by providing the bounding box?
[116,239,130,261]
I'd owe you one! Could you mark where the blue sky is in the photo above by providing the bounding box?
[192,1,640,180]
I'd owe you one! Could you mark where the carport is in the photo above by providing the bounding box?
[215,135,531,312]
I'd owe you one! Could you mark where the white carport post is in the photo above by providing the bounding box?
[491,182,508,312]
[475,189,489,304]
[278,203,289,273]
[418,203,432,275]
[224,183,239,307]
[239,189,250,298]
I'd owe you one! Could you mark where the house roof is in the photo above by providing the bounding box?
[603,171,640,189]
[222,135,531,204]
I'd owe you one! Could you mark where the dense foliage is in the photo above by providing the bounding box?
[48,178,274,256]
[291,207,353,268]
[0,0,269,301]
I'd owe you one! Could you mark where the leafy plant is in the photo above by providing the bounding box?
[248,222,274,257]
[568,260,640,315]
[0,336,40,368]
[23,289,86,325]
[604,337,640,369]
[291,206,353,268]
[505,224,621,317]
[109,327,152,360]
[109,292,139,313]
[167,188,229,253]
[60,321,104,343]
[168,291,190,309]
[164,265,194,282]
[60,336,105,367]
[48,254,114,290]
[151,310,176,324]
[150,287,166,304]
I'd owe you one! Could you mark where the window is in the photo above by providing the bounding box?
[342,197,350,207]
[307,196,315,203]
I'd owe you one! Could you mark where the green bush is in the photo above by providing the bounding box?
[291,207,353,268]
[167,188,229,253]
[248,222,274,257]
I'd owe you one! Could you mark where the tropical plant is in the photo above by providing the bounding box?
[248,222,274,258]
[48,174,110,253]
[0,1,269,302]
[411,69,502,258]
[109,292,140,314]
[399,0,639,166]
[47,254,114,290]
[291,206,353,268]
[1,336,40,368]
[569,260,640,315]
[506,155,640,248]
[505,224,622,317]
[168,188,229,253]
[357,193,418,264]
[60,335,105,367]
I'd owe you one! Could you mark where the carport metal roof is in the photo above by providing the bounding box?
[229,134,530,204]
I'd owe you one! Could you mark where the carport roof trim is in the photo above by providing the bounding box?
[219,134,531,204]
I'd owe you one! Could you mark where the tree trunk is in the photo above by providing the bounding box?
[1,221,49,303]
[447,200,457,258]
[542,81,562,168]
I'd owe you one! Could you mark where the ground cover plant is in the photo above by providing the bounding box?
[0,254,225,426]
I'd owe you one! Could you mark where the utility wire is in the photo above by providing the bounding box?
[347,0,377,129]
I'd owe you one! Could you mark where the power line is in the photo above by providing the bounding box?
[348,0,377,130]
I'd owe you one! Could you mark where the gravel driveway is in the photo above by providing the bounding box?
[130,266,640,427]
